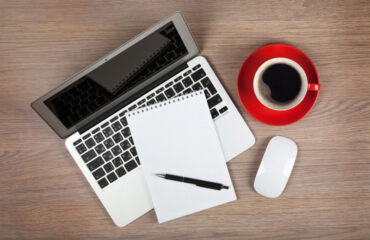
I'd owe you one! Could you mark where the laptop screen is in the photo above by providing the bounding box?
[44,22,188,129]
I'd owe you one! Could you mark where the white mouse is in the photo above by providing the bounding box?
[254,136,298,198]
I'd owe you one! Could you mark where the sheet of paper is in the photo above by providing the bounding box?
[127,91,236,223]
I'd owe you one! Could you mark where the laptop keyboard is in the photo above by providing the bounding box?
[73,64,229,189]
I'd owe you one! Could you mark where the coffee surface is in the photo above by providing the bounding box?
[262,63,301,102]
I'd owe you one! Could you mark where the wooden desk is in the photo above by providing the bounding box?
[0,1,369,239]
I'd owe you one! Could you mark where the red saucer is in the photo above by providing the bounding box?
[237,44,320,126]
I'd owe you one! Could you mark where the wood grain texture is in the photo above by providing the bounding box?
[0,0,369,239]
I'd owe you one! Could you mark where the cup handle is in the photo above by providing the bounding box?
[308,83,321,91]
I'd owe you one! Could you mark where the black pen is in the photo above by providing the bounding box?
[155,173,229,191]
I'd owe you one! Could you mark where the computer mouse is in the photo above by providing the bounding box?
[254,136,298,198]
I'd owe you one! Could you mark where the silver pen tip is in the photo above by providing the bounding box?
[155,173,165,178]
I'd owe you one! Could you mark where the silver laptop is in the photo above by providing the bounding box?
[31,12,255,227]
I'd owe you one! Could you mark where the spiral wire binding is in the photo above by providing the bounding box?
[127,91,204,117]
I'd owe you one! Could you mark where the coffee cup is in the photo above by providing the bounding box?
[253,57,320,111]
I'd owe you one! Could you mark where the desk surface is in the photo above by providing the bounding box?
[0,1,369,239]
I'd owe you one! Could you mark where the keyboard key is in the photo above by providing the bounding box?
[125,160,138,172]
[192,64,201,71]
[128,137,134,145]
[204,90,211,98]
[120,117,128,126]
[102,151,113,161]
[107,172,118,183]
[201,77,217,95]
[135,157,140,165]
[92,168,105,180]
[219,106,228,114]
[81,149,97,163]
[191,69,206,81]
[101,122,109,128]
[110,116,118,123]
[192,83,203,91]
[73,139,82,146]
[102,127,113,137]
[120,140,131,151]
[207,94,223,109]
[210,108,219,119]
[174,76,183,82]
[173,82,185,93]
[91,127,100,134]
[121,151,132,162]
[111,121,122,131]
[76,144,87,154]
[137,99,146,105]
[112,132,123,143]
[111,145,122,156]
[165,81,174,88]
[146,93,155,99]
[85,138,96,148]
[103,162,114,173]
[128,104,137,111]
[103,138,114,149]
[87,156,104,171]
[130,147,137,157]
[183,70,192,76]
[155,87,164,94]
[182,77,193,87]
[183,88,192,94]
[93,132,105,143]
[121,127,131,138]
[147,99,156,106]
[164,88,176,99]
[112,157,123,167]
[94,144,106,154]
[82,133,91,140]
[119,110,127,117]
[156,93,166,102]
[115,167,126,177]
[98,178,109,188]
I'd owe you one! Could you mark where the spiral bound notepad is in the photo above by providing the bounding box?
[127,91,236,223]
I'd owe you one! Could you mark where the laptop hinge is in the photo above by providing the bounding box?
[78,62,189,135]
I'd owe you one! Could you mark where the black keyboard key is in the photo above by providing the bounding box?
[93,132,105,143]
[128,104,137,111]
[207,94,223,109]
[210,108,219,119]
[130,147,137,157]
[182,77,193,87]
[173,82,185,93]
[120,117,128,126]
[103,162,114,173]
[121,151,132,162]
[135,157,140,165]
[92,168,105,180]
[111,145,122,156]
[146,93,155,99]
[147,99,156,106]
[94,144,106,154]
[183,70,191,76]
[98,178,109,188]
[164,88,176,99]
[137,99,146,105]
[204,90,211,98]
[128,137,134,145]
[111,121,122,131]
[91,127,100,134]
[110,116,118,123]
[82,133,91,140]
[112,132,123,143]
[112,157,123,167]
[107,172,118,183]
[191,69,206,81]
[174,76,183,82]
[165,82,174,88]
[183,88,192,94]
[155,87,164,94]
[121,127,131,138]
[102,151,113,161]
[219,106,228,114]
[103,138,114,149]
[120,140,131,151]
[76,144,87,154]
[73,139,82,146]
[192,64,201,71]
[102,127,113,137]
[115,167,126,177]
[87,156,104,171]
[101,122,109,128]
[81,149,97,163]
[125,160,138,172]
[201,77,217,95]
[192,83,203,91]
[119,110,127,117]
[85,138,96,148]
[156,93,166,102]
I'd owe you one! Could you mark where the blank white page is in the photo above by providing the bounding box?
[127,91,236,223]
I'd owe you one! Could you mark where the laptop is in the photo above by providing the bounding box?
[31,11,255,227]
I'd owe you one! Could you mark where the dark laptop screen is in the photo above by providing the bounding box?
[44,22,188,128]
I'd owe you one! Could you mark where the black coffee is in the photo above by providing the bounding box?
[262,63,301,102]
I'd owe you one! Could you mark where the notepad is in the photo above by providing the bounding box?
[127,91,236,223]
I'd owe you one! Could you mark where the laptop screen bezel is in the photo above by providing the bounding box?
[31,11,199,138]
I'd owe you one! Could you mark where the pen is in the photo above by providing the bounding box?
[155,173,229,191]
